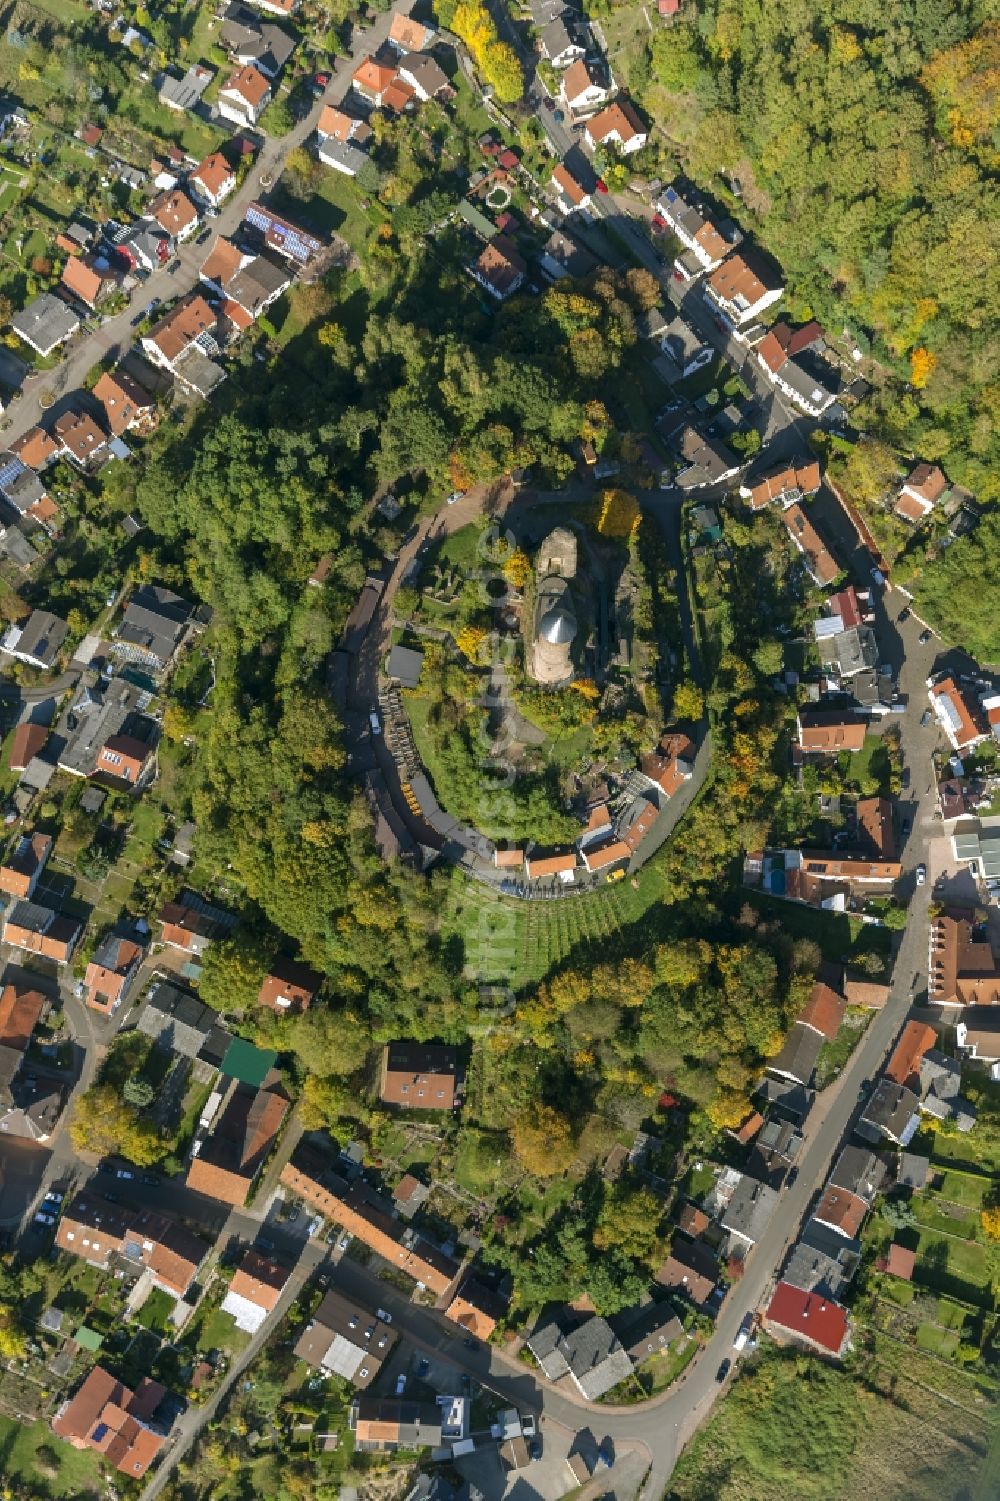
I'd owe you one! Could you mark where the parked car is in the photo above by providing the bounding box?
[369,710,381,735]
[195,228,211,245]
[901,818,911,836]
[553,109,564,122]
[521,1414,537,1439]
[33,1211,56,1227]
[417,1358,430,1379]
[919,628,932,644]
[898,606,910,622]
[901,767,911,788]
[916,864,927,886]
[115,1168,134,1180]
[733,1314,754,1351]
[543,97,555,111]
[43,1190,63,1205]
[529,1440,542,1462]
[307,1216,323,1237]
[716,1359,731,1382]
[921,709,932,727]
[142,1174,159,1187]
[595,178,609,194]
[597,1438,614,1468]
[377,1307,392,1324]
[395,1374,406,1395]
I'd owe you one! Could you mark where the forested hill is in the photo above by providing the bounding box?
[636,3,999,504]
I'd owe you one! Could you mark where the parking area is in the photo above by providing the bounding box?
[455,1424,576,1501]
[927,831,983,907]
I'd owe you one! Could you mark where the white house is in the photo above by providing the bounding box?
[584,99,647,155]
[539,16,585,67]
[218,64,272,126]
[559,58,609,115]
[189,151,236,209]
[656,183,737,273]
[704,251,784,328]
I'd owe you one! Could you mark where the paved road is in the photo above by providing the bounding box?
[1,1,416,450]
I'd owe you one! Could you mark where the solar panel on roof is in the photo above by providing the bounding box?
[0,458,24,489]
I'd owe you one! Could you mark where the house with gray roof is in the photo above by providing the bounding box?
[767,1020,823,1087]
[113,583,193,669]
[784,1220,859,1301]
[539,15,584,66]
[857,1077,920,1147]
[746,1117,803,1189]
[609,1301,682,1364]
[721,1174,780,1249]
[220,4,296,78]
[318,138,370,177]
[12,294,80,357]
[2,610,68,670]
[158,62,215,112]
[756,1074,814,1123]
[57,678,152,779]
[526,1315,633,1399]
[829,1144,886,1203]
[398,54,451,102]
[137,981,229,1064]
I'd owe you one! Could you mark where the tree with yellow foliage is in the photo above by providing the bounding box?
[455,624,486,663]
[596,488,641,538]
[980,1204,1000,1241]
[672,680,704,720]
[909,347,938,388]
[513,1104,576,1175]
[570,677,600,703]
[503,548,531,589]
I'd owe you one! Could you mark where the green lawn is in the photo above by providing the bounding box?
[0,1415,103,1497]
[814,1008,872,1088]
[186,1303,250,1358]
[915,1321,961,1358]
[913,1227,993,1304]
[937,1169,990,1209]
[135,1286,176,1334]
[847,734,893,793]
[436,521,486,573]
[912,1193,982,1241]
[743,891,892,970]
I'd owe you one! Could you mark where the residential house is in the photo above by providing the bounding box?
[928,675,987,753]
[280,1144,460,1295]
[141,295,219,374]
[755,321,840,418]
[157,890,238,955]
[656,182,738,275]
[190,151,236,208]
[150,188,200,243]
[397,54,450,102]
[186,1079,290,1206]
[584,99,647,155]
[84,925,147,1015]
[797,974,847,1040]
[782,503,841,586]
[158,62,214,112]
[673,425,741,488]
[796,709,867,755]
[0,451,59,531]
[918,1048,975,1131]
[746,1116,803,1189]
[11,294,80,357]
[813,1183,868,1239]
[53,408,108,470]
[1,609,68,669]
[956,1010,1000,1071]
[243,202,324,270]
[137,981,230,1068]
[114,583,194,669]
[257,957,321,1013]
[52,1367,172,1477]
[929,910,1000,1007]
[93,370,155,437]
[218,65,272,126]
[352,56,398,107]
[8,723,48,771]
[885,1021,937,1092]
[219,5,296,79]
[57,679,157,781]
[3,901,79,962]
[740,456,822,510]
[56,1193,209,1297]
[857,1077,920,1147]
[552,160,592,214]
[539,16,584,67]
[526,1316,633,1400]
[468,234,526,301]
[0,831,51,899]
[763,1282,849,1359]
[221,254,291,327]
[316,104,373,151]
[783,1223,859,1301]
[295,1288,397,1386]
[350,1398,442,1453]
[61,254,117,310]
[245,0,298,16]
[11,426,60,471]
[844,977,890,1009]
[393,1172,430,1219]
[93,729,154,788]
[657,315,713,378]
[704,250,783,328]
[388,12,437,50]
[609,1301,682,1364]
[895,462,948,524]
[639,732,695,804]
[380,1041,463,1110]
[0,979,46,1093]
[655,1235,718,1306]
[445,1276,508,1341]
[116,220,171,274]
[317,123,370,175]
[721,1173,780,1250]
[767,1021,823,1086]
[559,59,609,115]
[815,623,878,681]
[220,1246,290,1332]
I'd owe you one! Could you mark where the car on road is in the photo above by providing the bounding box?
[529,1440,542,1462]
[921,709,932,726]
[33,1211,56,1227]
[553,109,564,122]
[916,864,927,886]
[369,710,381,735]
[395,1374,406,1395]
[168,258,181,274]
[901,767,911,788]
[919,628,932,644]
[307,1215,323,1237]
[651,213,667,234]
[543,97,555,111]
[377,1307,392,1324]
[716,1359,731,1382]
[734,1313,754,1351]
[142,1174,159,1186]
[43,1190,63,1205]
[901,817,911,836]
[130,310,145,327]
[595,178,609,194]
[521,1414,537,1439]
[445,490,464,504]
[115,1168,134,1180]
[195,228,211,245]
[898,606,910,622]
[417,1358,430,1379]
[870,567,886,588]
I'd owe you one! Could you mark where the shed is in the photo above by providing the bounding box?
[221,1037,277,1088]
[387,645,424,689]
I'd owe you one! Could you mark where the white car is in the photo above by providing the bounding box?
[369,710,381,736]
[395,1373,407,1395]
[521,1414,537,1438]
[44,1190,63,1206]
[115,1168,134,1180]
[307,1215,323,1238]
[915,864,927,886]
[377,1307,393,1324]
[34,1211,56,1227]
[445,490,465,505]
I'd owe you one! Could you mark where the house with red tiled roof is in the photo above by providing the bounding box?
[524,849,577,882]
[882,1242,915,1280]
[640,732,695,804]
[796,710,867,755]
[755,321,839,417]
[84,926,147,1015]
[584,98,647,155]
[8,721,48,771]
[93,370,154,438]
[797,976,846,1041]
[190,152,236,208]
[388,12,436,51]
[0,831,51,900]
[812,1183,868,1239]
[782,502,841,586]
[656,183,738,276]
[740,457,820,511]
[928,910,1000,1008]
[219,65,272,126]
[53,408,108,470]
[221,1246,290,1331]
[186,1080,290,1205]
[12,426,60,471]
[704,250,783,328]
[551,161,592,214]
[150,188,200,243]
[445,1275,507,1340]
[764,1281,849,1358]
[928,675,987,753]
[52,1367,171,1477]
[257,957,321,1013]
[61,254,116,309]
[317,104,373,149]
[141,295,218,373]
[895,462,947,524]
[3,901,81,963]
[352,56,398,106]
[560,58,609,114]
[468,234,526,301]
[885,1020,937,1091]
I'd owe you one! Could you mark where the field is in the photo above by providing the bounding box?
[0,1415,103,1498]
[669,1343,1000,1501]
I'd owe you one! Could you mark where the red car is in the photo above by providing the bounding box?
[595,178,609,194]
[651,213,666,234]
[314,72,330,87]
